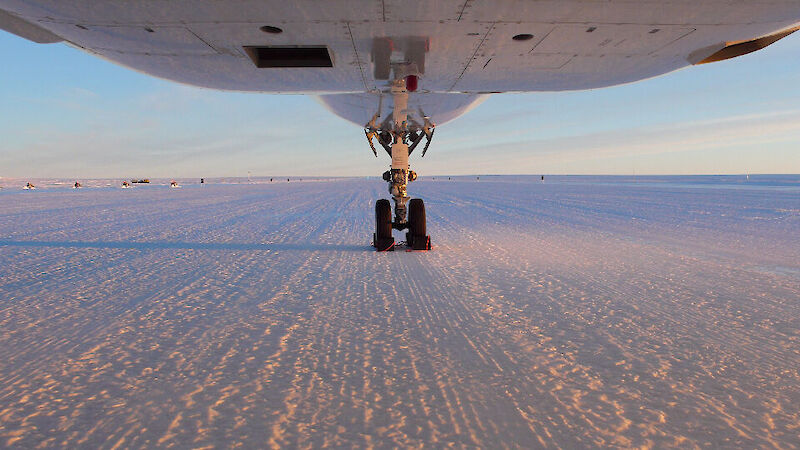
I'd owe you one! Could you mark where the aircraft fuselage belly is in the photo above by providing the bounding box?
[1,0,798,126]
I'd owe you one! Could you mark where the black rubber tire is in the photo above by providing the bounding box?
[408,198,426,237]
[375,199,392,239]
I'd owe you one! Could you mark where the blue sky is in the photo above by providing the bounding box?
[1,30,799,177]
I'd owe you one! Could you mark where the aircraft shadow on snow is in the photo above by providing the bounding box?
[0,240,370,252]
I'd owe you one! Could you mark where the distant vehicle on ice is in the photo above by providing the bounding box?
[131,179,150,184]
[121,181,131,188]
[170,180,180,188]
[73,181,82,188]
[23,182,35,190]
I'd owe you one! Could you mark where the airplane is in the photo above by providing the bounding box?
[1,1,798,250]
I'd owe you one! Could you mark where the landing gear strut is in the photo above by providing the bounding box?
[368,77,433,251]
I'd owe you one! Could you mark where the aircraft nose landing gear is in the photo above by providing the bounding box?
[372,140,431,252]
[371,144,431,251]
[367,77,433,251]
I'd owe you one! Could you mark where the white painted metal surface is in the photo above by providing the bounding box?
[2,1,799,128]
[391,143,409,170]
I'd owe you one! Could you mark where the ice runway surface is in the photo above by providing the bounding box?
[0,176,798,448]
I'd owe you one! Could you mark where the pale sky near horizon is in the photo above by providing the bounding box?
[1,29,799,178]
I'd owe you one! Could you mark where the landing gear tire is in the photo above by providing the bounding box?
[407,198,432,250]
[373,199,394,251]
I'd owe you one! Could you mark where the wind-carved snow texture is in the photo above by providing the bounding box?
[0,176,798,448]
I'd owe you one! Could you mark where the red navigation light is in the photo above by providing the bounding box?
[405,75,418,92]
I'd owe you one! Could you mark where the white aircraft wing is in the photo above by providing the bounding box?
[1,1,799,127]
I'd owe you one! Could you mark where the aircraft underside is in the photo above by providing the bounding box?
[1,0,799,249]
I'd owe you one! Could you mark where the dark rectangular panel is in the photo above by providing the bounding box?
[243,46,333,68]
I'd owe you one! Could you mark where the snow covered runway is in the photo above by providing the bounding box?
[1,176,798,447]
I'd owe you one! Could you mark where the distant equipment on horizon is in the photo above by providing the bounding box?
[170,180,180,188]
[121,181,131,188]
[73,181,82,189]
[23,182,35,190]
[131,179,150,184]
